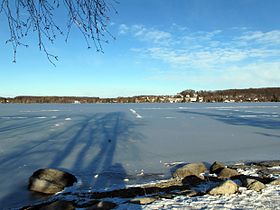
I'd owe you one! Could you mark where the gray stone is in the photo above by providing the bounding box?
[256,160,280,167]
[182,175,205,186]
[270,178,280,185]
[130,197,156,205]
[28,168,77,194]
[242,178,256,187]
[217,168,239,179]
[247,180,266,192]
[185,190,205,197]
[172,162,207,179]
[158,193,175,199]
[210,161,225,174]
[208,180,238,195]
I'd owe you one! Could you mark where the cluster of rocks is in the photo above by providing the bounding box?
[23,160,280,210]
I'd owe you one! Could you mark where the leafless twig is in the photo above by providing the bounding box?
[0,0,117,66]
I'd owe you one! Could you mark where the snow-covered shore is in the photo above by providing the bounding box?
[124,184,280,210]
[20,160,280,210]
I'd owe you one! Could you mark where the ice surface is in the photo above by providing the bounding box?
[0,103,280,209]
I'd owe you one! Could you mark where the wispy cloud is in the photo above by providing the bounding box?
[119,24,172,45]
[237,30,280,45]
[145,61,280,90]
[118,23,280,88]
[118,24,129,35]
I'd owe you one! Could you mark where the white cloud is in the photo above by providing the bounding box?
[121,23,280,87]
[219,62,280,88]
[237,30,280,45]
[146,61,280,90]
[119,24,172,46]
[131,27,280,68]
[147,47,189,65]
[131,25,172,45]
[118,24,129,34]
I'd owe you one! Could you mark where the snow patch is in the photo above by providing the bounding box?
[178,107,193,110]
[0,116,28,119]
[21,110,60,113]
[237,168,259,177]
[164,161,187,167]
[239,115,258,118]
[129,109,142,118]
[36,116,47,119]
[269,166,280,170]
[123,185,280,210]
[164,116,176,119]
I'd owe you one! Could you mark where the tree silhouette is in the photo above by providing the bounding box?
[0,0,117,65]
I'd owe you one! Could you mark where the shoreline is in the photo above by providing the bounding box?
[18,160,280,210]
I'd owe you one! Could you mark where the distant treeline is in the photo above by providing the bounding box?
[0,87,279,103]
[180,87,280,102]
[0,96,100,104]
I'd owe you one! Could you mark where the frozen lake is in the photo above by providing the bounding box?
[0,103,280,208]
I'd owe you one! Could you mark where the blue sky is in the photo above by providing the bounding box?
[0,0,280,97]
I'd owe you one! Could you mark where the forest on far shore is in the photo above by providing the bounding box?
[1,87,279,104]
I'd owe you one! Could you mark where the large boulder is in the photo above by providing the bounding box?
[217,168,240,179]
[210,161,225,174]
[172,162,207,179]
[28,168,77,194]
[247,180,266,192]
[182,175,205,186]
[208,180,238,195]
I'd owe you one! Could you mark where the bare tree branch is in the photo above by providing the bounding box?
[0,0,117,65]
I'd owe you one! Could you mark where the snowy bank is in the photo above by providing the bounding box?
[20,160,280,210]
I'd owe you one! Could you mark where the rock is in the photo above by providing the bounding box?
[174,189,204,197]
[236,174,274,186]
[28,168,77,194]
[247,180,266,192]
[255,160,280,167]
[86,201,117,210]
[270,178,280,185]
[182,175,205,186]
[217,168,239,179]
[172,162,207,179]
[228,164,249,171]
[185,190,205,197]
[74,199,100,208]
[130,197,156,205]
[232,179,243,187]
[256,176,276,184]
[157,193,175,199]
[210,161,225,174]
[208,180,238,195]
[239,177,255,187]
[257,167,280,178]
[26,201,75,210]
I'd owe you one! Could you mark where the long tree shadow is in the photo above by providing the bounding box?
[0,114,92,168]
[49,112,144,190]
[48,111,144,209]
[178,109,280,130]
[0,110,144,209]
